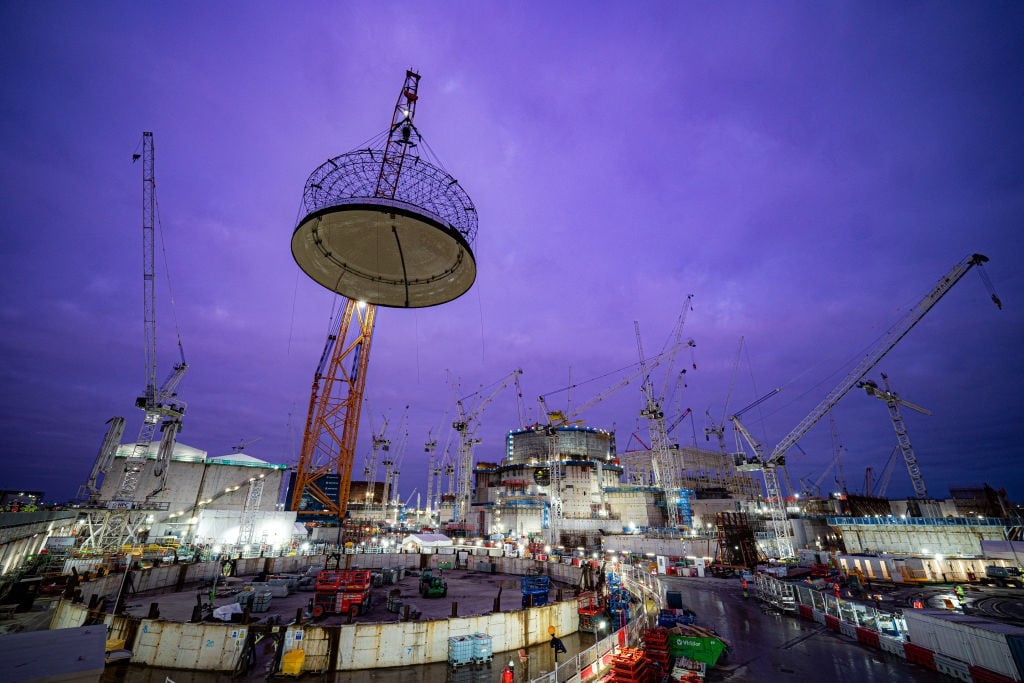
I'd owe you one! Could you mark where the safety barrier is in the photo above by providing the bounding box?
[933,652,972,682]
[528,564,662,683]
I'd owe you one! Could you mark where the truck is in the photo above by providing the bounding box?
[312,569,373,618]
[984,565,1022,587]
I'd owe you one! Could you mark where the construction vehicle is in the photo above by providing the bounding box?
[312,569,373,618]
[419,568,448,598]
[984,566,1022,588]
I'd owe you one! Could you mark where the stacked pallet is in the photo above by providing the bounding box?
[642,627,669,676]
[608,647,650,683]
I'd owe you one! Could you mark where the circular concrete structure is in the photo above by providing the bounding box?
[292,149,477,308]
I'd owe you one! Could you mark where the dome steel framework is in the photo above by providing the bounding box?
[291,147,478,308]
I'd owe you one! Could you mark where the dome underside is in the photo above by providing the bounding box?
[292,203,476,308]
[293,149,478,308]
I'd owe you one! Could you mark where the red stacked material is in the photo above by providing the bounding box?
[643,627,670,673]
[674,671,703,683]
[643,627,669,648]
[610,647,651,683]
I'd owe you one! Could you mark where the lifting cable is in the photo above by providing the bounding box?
[154,194,187,365]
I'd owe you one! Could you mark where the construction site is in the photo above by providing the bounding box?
[1,69,1022,683]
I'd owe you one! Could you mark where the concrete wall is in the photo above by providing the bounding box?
[829,517,1006,556]
[95,457,288,539]
[50,553,584,673]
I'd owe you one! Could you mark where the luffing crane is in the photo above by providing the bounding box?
[382,407,409,510]
[731,253,999,559]
[80,132,189,552]
[634,297,696,529]
[858,373,932,499]
[452,369,523,525]
[424,380,458,518]
[363,415,391,507]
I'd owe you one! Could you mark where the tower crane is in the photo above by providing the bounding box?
[538,295,695,427]
[364,415,391,507]
[382,407,409,511]
[875,446,901,498]
[452,369,523,526]
[635,319,686,527]
[424,431,439,516]
[290,72,420,522]
[81,132,188,551]
[827,413,848,494]
[731,253,999,558]
[424,381,457,519]
[858,373,932,499]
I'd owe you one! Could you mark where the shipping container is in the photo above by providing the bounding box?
[903,609,1024,681]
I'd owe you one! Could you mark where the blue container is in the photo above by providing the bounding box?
[471,632,493,661]
[448,636,475,666]
[520,575,550,592]
[675,609,697,625]
[522,591,549,607]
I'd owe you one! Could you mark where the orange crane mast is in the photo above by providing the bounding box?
[290,72,421,521]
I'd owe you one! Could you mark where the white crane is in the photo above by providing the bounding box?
[731,253,999,559]
[452,369,523,525]
[858,373,931,499]
[363,415,390,507]
[383,408,410,510]
[81,132,188,551]
[424,379,457,519]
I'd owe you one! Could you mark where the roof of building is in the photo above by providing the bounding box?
[401,533,453,547]
[115,441,208,461]
[209,452,268,465]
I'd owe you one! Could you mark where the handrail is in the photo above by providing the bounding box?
[528,564,662,683]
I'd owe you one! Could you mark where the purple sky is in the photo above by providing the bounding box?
[2,3,1022,505]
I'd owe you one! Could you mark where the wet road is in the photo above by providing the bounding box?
[660,576,944,682]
